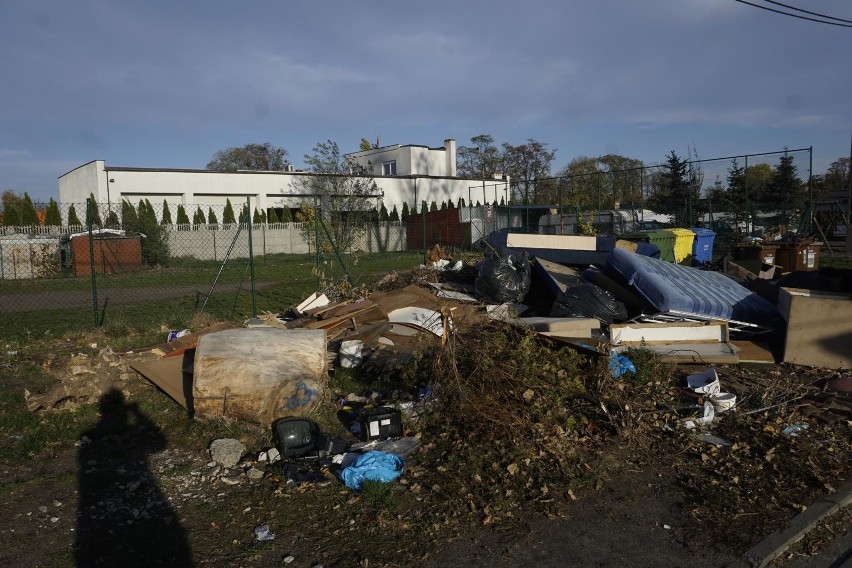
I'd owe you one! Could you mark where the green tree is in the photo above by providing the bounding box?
[440,200,447,210]
[176,204,190,226]
[223,199,236,224]
[207,207,218,226]
[647,151,699,227]
[267,208,279,223]
[378,203,389,221]
[721,159,748,229]
[501,139,556,204]
[207,142,289,171]
[20,193,39,226]
[280,207,293,222]
[137,199,168,265]
[401,202,410,218]
[770,151,803,226]
[67,204,82,227]
[44,198,62,226]
[193,206,206,226]
[105,210,119,228]
[457,134,501,179]
[824,157,850,196]
[122,199,139,231]
[161,200,173,225]
[87,193,102,227]
[1,191,22,226]
[430,201,438,212]
[389,205,400,221]
[253,208,263,224]
[297,139,379,251]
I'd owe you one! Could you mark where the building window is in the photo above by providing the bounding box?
[382,161,397,176]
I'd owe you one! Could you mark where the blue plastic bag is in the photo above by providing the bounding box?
[608,353,636,378]
[340,450,404,491]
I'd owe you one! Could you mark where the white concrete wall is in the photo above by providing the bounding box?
[57,161,109,222]
[59,163,510,218]
[165,222,406,260]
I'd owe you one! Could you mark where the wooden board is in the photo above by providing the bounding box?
[611,321,729,345]
[778,287,852,369]
[614,342,739,364]
[730,340,776,364]
[521,316,599,332]
[132,351,194,411]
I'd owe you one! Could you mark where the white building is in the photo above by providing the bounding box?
[58,139,510,220]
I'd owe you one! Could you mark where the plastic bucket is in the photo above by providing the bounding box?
[339,340,364,368]
[686,368,720,395]
[710,393,737,412]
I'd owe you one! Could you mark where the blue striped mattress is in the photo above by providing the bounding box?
[605,248,778,324]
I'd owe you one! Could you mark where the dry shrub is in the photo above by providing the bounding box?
[405,322,593,522]
[585,347,681,448]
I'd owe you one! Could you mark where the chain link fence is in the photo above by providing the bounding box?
[0,198,418,340]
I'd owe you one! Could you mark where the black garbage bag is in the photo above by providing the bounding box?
[550,282,628,324]
[475,252,531,303]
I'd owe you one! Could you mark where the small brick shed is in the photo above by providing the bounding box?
[405,208,472,249]
[69,233,143,276]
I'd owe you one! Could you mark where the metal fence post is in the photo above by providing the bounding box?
[246,196,257,318]
[86,197,99,327]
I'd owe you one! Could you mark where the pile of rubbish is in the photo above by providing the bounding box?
[32,230,849,499]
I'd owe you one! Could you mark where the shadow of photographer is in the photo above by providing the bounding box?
[75,388,193,567]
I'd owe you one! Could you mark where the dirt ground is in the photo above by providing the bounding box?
[1,258,850,567]
[0,357,848,568]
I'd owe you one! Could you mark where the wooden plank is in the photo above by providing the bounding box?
[533,258,584,296]
[611,321,728,345]
[614,342,739,364]
[730,340,776,364]
[507,233,599,251]
[521,316,599,332]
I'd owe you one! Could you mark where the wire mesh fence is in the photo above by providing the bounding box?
[0,147,822,338]
[0,198,421,340]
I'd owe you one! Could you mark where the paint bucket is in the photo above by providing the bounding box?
[339,340,364,369]
[710,392,737,413]
[686,368,720,395]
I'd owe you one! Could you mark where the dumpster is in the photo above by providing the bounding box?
[733,243,779,266]
[625,230,677,263]
[689,227,716,265]
[663,228,696,265]
[776,243,820,273]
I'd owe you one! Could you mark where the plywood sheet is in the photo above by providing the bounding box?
[778,287,852,369]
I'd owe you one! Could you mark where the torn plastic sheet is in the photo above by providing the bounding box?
[682,401,715,430]
[340,450,404,491]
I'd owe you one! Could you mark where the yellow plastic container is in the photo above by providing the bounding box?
[663,228,696,265]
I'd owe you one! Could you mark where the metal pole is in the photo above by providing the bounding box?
[314,194,320,290]
[744,155,749,234]
[87,198,99,327]
[808,146,814,233]
[246,196,257,318]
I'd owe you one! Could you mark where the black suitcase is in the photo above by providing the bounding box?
[358,407,403,441]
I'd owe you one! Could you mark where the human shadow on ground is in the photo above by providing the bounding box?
[75,389,193,567]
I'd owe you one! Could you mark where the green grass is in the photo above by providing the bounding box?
[0,251,424,343]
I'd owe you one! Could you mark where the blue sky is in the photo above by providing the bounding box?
[1,0,850,203]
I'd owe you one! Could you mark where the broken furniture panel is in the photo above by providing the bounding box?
[778,287,852,369]
[610,321,739,364]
